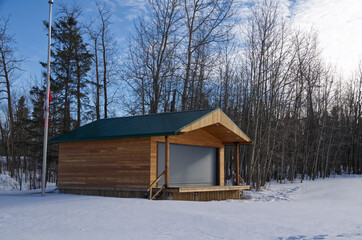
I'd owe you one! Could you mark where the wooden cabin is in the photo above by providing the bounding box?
[51,108,252,201]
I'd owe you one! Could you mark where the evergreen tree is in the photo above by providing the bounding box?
[13,96,30,190]
[28,86,59,188]
[43,7,92,132]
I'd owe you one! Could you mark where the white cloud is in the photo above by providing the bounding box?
[292,0,362,77]
[114,0,148,21]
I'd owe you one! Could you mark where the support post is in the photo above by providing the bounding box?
[219,146,224,186]
[165,136,169,187]
[235,143,240,185]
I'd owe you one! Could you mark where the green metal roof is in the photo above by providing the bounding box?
[50,109,217,143]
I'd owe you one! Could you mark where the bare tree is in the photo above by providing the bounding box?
[0,17,23,177]
[96,2,116,118]
[239,0,291,188]
[124,0,182,114]
[86,18,102,120]
[181,0,234,110]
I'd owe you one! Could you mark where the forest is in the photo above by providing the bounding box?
[0,0,361,190]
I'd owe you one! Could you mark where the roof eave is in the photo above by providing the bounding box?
[177,108,219,133]
[50,131,180,143]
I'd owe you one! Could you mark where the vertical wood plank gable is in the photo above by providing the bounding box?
[181,109,250,143]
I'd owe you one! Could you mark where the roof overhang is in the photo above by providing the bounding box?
[179,109,252,144]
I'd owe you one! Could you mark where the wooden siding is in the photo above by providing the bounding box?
[150,129,224,184]
[60,188,146,198]
[160,189,241,201]
[58,138,151,188]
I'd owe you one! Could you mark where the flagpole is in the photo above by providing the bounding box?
[42,0,54,197]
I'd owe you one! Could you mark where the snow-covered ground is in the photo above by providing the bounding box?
[1,175,362,240]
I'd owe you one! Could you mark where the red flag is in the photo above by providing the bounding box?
[43,90,52,127]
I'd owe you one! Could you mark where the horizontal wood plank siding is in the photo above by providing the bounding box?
[58,138,151,188]
[60,188,146,198]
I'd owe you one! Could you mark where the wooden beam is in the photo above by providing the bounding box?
[165,136,169,187]
[219,146,224,186]
[235,143,240,185]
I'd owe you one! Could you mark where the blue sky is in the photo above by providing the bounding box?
[1,0,361,94]
[0,0,146,92]
[1,0,51,89]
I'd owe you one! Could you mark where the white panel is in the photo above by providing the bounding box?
[158,143,217,186]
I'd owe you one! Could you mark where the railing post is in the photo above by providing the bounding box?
[165,136,169,188]
[235,143,240,185]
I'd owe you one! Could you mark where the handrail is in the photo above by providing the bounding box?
[238,175,246,186]
[147,170,165,192]
[150,185,165,200]
[147,170,166,200]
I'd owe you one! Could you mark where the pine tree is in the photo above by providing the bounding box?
[13,96,30,190]
[43,6,92,132]
[28,86,59,189]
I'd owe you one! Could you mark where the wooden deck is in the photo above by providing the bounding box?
[166,185,250,193]
[160,185,250,201]
[59,185,250,201]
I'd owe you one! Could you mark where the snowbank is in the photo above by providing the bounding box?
[1,176,362,240]
[0,173,20,191]
[0,172,56,192]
